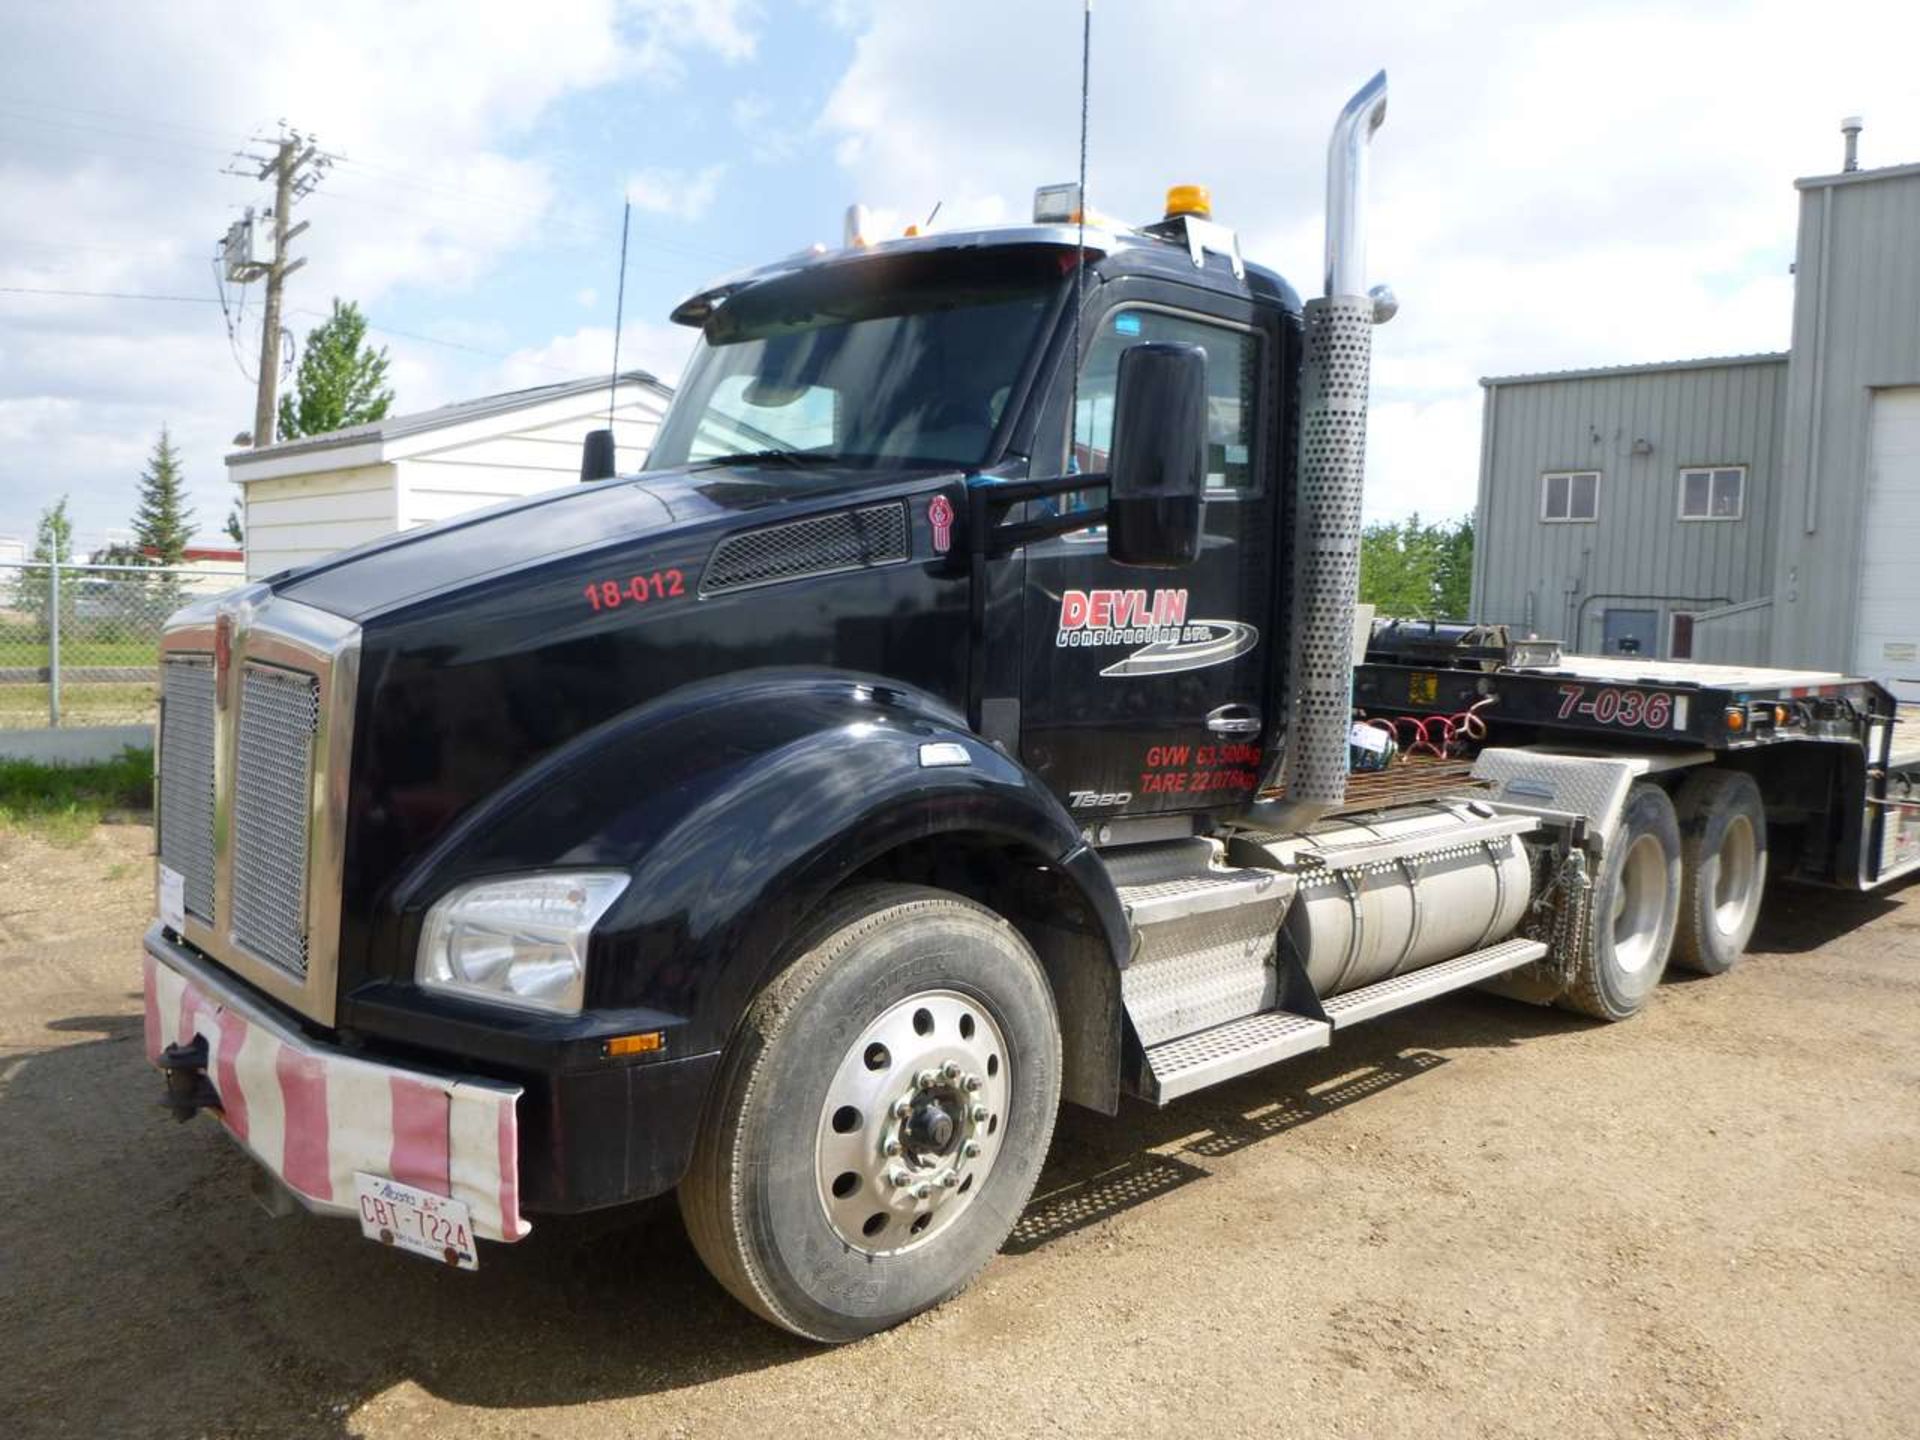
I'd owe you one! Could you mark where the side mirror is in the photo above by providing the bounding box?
[1106,342,1207,567]
[580,428,617,483]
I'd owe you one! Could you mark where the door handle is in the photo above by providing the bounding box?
[1205,704,1262,736]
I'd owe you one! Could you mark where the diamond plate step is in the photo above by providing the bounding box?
[1320,937,1549,1028]
[1139,1009,1331,1105]
[1117,867,1295,1048]
[1117,867,1290,927]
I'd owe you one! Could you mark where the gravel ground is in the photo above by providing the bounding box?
[2,818,1916,1439]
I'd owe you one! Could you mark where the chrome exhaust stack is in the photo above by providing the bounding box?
[1270,71,1390,828]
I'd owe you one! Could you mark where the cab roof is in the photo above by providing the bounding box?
[671,221,1300,328]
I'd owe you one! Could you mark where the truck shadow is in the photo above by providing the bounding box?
[0,955,1756,1434]
[1009,982,1603,1256]
[1740,878,1909,956]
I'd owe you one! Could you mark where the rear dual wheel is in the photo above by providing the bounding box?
[679,884,1061,1343]
[1559,770,1768,1020]
[1561,782,1683,1021]
[1671,769,1768,975]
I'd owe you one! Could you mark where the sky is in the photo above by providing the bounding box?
[2,0,1917,557]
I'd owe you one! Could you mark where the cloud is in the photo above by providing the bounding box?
[818,0,1920,519]
[627,164,729,220]
[492,319,698,393]
[0,0,762,548]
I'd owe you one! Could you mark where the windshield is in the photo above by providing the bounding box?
[649,246,1066,474]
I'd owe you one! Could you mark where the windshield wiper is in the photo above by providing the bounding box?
[689,449,851,470]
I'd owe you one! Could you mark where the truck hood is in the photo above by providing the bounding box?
[272,463,928,624]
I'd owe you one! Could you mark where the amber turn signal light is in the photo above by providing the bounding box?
[604,1031,665,1058]
[1724,708,1746,732]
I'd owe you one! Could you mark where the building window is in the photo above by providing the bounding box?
[1541,470,1599,522]
[1670,612,1695,660]
[1679,465,1745,520]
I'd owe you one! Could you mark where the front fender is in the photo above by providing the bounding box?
[383,669,1127,1055]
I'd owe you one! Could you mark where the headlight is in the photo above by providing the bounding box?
[417,872,630,1015]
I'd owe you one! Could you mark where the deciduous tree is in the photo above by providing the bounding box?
[277,298,395,441]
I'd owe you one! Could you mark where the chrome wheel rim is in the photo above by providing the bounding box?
[1613,832,1668,974]
[1711,814,1760,937]
[814,989,1010,1256]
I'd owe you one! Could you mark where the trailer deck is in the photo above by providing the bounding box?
[1353,642,1894,754]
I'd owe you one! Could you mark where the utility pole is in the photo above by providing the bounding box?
[223,129,330,447]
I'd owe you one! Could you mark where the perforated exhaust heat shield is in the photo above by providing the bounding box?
[1268,294,1375,828]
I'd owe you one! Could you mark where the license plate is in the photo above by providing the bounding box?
[353,1172,478,1270]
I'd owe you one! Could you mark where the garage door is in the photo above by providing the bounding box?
[1857,387,1920,701]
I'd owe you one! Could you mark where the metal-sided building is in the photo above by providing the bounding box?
[1472,352,1787,663]
[1472,133,1920,696]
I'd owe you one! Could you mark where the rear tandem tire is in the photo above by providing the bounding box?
[678,883,1062,1343]
[1559,781,1682,1022]
[1670,768,1768,976]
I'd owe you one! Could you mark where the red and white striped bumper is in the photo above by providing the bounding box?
[143,936,530,1244]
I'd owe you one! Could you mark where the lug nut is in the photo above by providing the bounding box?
[942,1060,962,1079]
[941,1171,959,1189]
[970,1105,989,1123]
[888,1168,912,1187]
[963,1075,982,1092]
[883,1139,902,1157]
[893,1099,913,1119]
[963,1141,982,1158]
[912,1183,932,1199]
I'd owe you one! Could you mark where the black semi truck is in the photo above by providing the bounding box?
[142,73,1920,1341]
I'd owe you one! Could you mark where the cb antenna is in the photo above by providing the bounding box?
[608,198,632,428]
[1069,0,1092,470]
[579,199,631,482]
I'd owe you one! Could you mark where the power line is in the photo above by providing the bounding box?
[288,306,575,374]
[0,284,218,303]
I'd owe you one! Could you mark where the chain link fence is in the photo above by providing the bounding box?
[0,561,242,728]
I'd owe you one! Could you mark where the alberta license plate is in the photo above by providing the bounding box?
[353,1172,478,1270]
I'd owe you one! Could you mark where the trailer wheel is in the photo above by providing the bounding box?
[1671,769,1768,975]
[1560,782,1682,1021]
[678,883,1061,1343]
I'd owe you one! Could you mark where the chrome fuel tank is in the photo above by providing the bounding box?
[1243,802,1533,998]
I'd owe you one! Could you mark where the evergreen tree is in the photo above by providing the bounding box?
[277,298,395,441]
[132,426,195,565]
[224,504,244,547]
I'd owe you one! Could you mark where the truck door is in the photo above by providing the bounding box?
[1019,288,1276,819]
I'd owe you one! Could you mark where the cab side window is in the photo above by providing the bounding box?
[1072,309,1259,491]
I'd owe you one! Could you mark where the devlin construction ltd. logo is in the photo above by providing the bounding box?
[1057,588,1259,678]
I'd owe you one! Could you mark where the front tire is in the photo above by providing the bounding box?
[1559,782,1682,1021]
[1671,768,1768,975]
[679,884,1062,1342]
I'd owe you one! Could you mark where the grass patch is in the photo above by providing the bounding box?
[0,746,153,841]
[0,682,159,726]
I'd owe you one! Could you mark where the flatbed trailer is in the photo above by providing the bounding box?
[1353,627,1920,889]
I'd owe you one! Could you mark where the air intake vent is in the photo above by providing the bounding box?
[702,503,911,595]
[231,662,320,978]
[158,656,217,924]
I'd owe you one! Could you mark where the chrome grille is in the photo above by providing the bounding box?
[157,657,217,923]
[230,663,320,977]
[702,503,911,595]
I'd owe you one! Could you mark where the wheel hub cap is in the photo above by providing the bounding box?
[814,990,1010,1256]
